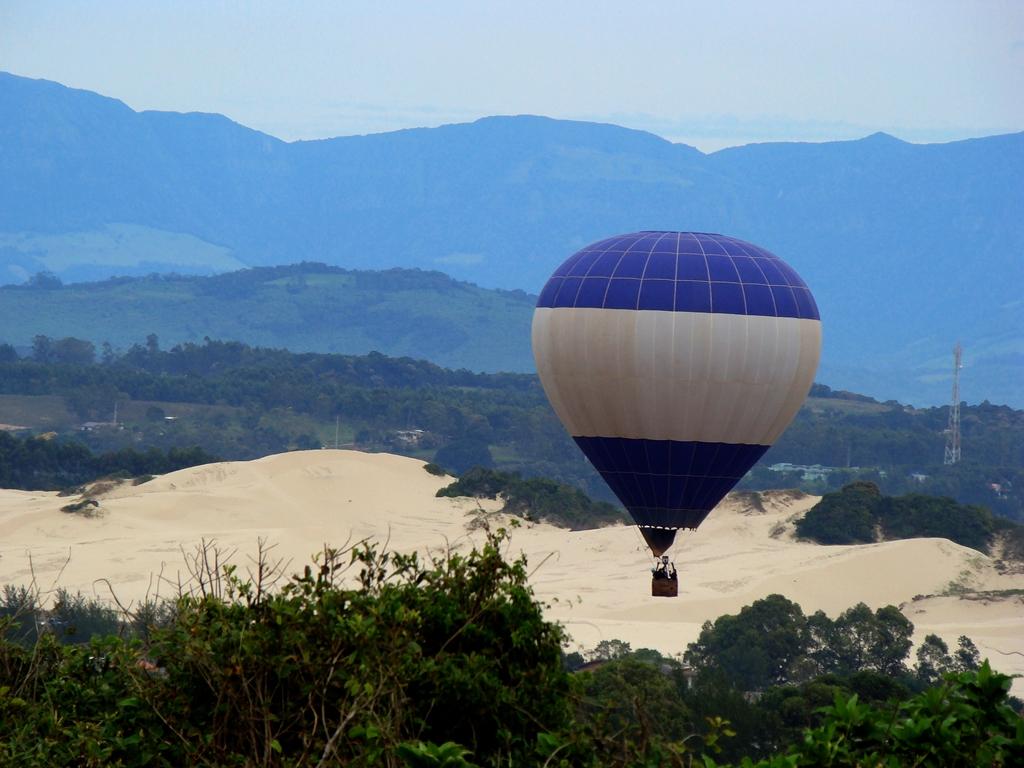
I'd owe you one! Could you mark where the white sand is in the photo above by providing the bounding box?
[2,450,1021,690]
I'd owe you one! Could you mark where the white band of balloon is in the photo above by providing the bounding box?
[531,307,822,447]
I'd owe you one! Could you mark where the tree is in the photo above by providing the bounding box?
[915,633,953,685]
[685,594,810,691]
[31,334,53,363]
[590,639,632,661]
[52,337,95,366]
[954,635,981,672]
[0,343,17,363]
[830,603,913,677]
[26,270,62,289]
[578,658,693,744]
[30,335,95,366]
[795,481,881,544]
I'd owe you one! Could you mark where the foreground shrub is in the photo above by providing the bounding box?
[0,530,570,767]
[755,661,1024,767]
[1,539,1020,767]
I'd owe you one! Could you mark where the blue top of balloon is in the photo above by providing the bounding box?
[536,231,818,321]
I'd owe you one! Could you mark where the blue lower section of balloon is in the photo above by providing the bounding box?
[573,436,771,529]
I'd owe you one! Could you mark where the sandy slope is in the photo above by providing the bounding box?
[2,450,1021,690]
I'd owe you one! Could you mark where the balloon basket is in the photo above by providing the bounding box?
[651,576,679,598]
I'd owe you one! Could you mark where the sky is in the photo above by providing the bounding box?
[2,0,1022,151]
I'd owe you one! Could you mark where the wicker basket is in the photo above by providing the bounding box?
[651,577,679,598]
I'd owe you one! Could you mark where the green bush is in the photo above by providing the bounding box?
[749,661,1024,767]
[877,493,995,552]
[0,530,570,767]
[795,481,880,544]
[796,482,1022,559]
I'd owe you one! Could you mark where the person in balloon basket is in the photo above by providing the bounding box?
[652,555,677,580]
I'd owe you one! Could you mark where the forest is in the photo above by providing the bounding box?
[0,431,215,490]
[0,336,1021,522]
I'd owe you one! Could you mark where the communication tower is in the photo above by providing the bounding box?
[943,343,962,465]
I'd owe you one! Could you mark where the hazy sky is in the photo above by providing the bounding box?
[2,0,1022,150]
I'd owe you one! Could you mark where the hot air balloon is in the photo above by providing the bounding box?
[532,231,821,596]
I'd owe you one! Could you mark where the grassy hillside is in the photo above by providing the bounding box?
[0,264,536,372]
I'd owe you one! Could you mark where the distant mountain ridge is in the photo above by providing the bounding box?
[1,72,1021,406]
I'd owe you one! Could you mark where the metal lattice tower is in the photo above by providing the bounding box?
[943,343,962,465]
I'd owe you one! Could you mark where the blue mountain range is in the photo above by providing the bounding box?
[1,71,1020,406]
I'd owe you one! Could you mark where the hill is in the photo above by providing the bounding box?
[0,264,536,371]
[1,72,1022,405]
[1,449,1022,692]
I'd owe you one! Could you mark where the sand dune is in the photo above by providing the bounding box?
[1,450,1021,690]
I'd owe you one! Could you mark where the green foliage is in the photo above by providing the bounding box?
[741,396,1024,523]
[437,467,510,499]
[46,589,122,646]
[953,635,981,673]
[1,561,1020,767]
[744,662,1024,767]
[685,596,919,694]
[578,658,694,746]
[794,481,880,544]
[796,481,1022,558]
[0,530,570,767]
[685,595,812,691]
[0,431,217,491]
[437,467,626,529]
[1,584,41,646]
[877,493,996,552]
[0,264,537,373]
[422,462,447,476]
[825,604,914,678]
[32,335,94,365]
[915,633,952,686]
[589,638,633,662]
[397,741,481,768]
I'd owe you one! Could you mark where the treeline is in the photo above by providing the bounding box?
[781,383,1023,469]
[1,535,1019,766]
[1,335,1022,521]
[796,481,1024,562]
[0,431,216,490]
[0,335,599,496]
